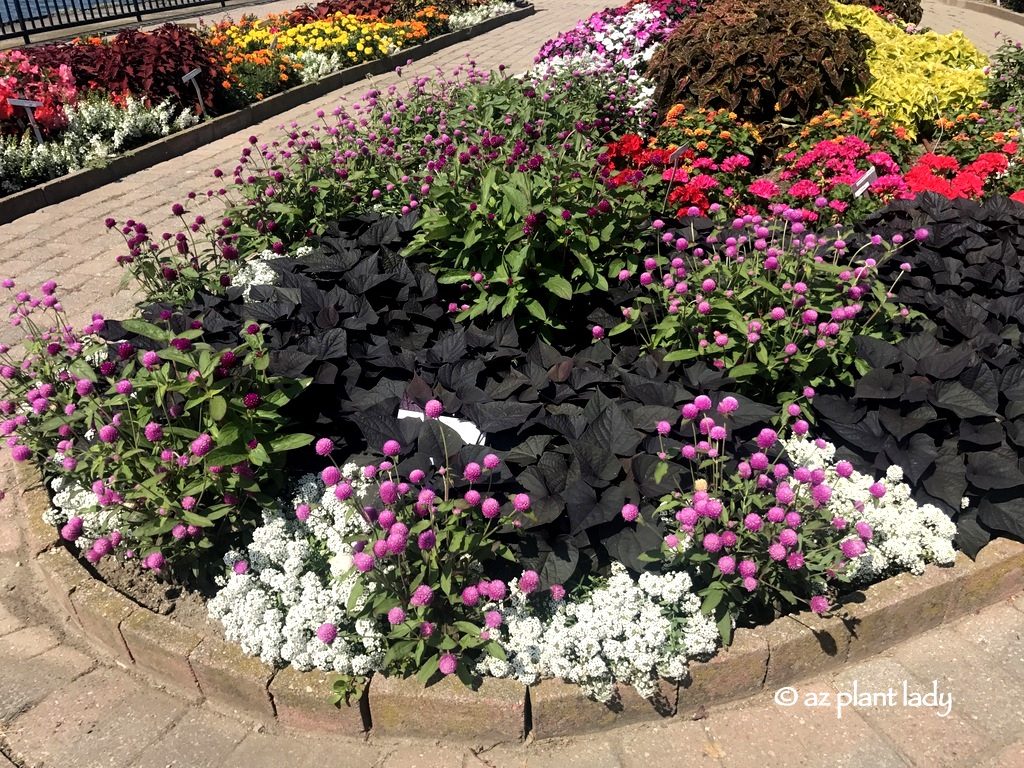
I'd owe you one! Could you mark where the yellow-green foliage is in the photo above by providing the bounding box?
[827,2,987,136]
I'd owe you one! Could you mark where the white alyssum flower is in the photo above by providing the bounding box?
[782,436,957,579]
[43,476,120,552]
[476,565,718,703]
[448,2,517,31]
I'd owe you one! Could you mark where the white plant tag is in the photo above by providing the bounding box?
[853,165,878,198]
[397,408,486,449]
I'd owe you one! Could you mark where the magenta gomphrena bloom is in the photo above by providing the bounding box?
[75,379,93,396]
[314,437,334,456]
[382,439,401,457]
[621,503,639,522]
[855,521,874,540]
[810,595,830,614]
[296,503,311,522]
[321,466,341,486]
[742,576,758,592]
[779,528,798,547]
[702,532,723,552]
[409,468,425,484]
[914,228,929,241]
[424,399,444,419]
[519,570,540,594]
[550,583,566,601]
[145,552,166,571]
[378,480,398,505]
[464,462,482,482]
[768,542,787,561]
[10,444,30,462]
[115,380,132,395]
[461,586,480,607]
[387,607,406,625]
[694,395,712,411]
[835,460,854,478]
[98,425,118,443]
[439,653,458,676]
[786,551,805,570]
[353,551,374,572]
[811,484,832,506]
[60,522,81,541]
[483,453,500,470]
[591,325,605,340]
[417,530,436,550]
[743,513,763,532]
[717,396,739,414]
[317,622,338,645]
[335,482,354,501]
[775,483,795,505]
[868,482,886,499]
[681,403,699,419]
[172,524,188,540]
[717,555,736,574]
[512,493,530,512]
[410,584,434,607]
[233,560,249,575]
[481,497,500,519]
[190,433,213,457]
[484,610,503,628]
[840,538,867,559]
[738,559,757,578]
[756,428,778,449]
[143,422,163,442]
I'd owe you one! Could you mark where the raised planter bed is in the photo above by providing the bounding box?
[0,3,535,226]
[13,460,1024,741]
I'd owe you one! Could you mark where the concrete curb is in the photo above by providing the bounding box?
[11,461,1024,742]
[0,5,536,226]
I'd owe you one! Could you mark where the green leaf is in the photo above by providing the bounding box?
[653,460,669,484]
[543,275,573,301]
[717,612,734,646]
[120,319,168,341]
[347,579,364,612]
[485,641,507,661]
[209,396,227,422]
[415,654,440,686]
[269,433,314,452]
[664,348,700,362]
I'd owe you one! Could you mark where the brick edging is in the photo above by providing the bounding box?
[11,460,1024,741]
[0,5,536,226]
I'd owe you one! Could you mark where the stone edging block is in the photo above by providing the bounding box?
[10,459,1024,740]
[0,5,537,226]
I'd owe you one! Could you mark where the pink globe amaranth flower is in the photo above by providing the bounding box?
[417,530,436,550]
[98,425,118,444]
[868,482,886,499]
[717,396,739,414]
[190,434,213,457]
[424,399,444,420]
[856,521,874,540]
[60,522,81,542]
[377,510,397,529]
[378,480,398,505]
[621,503,639,522]
[749,452,769,471]
[779,528,798,547]
[410,584,434,607]
[321,466,341,486]
[115,380,132,395]
[373,539,389,558]
[513,493,530,512]
[681,403,699,420]
[484,610,503,628]
[75,379,93,396]
[419,621,435,638]
[775,483,795,505]
[840,537,867,559]
[742,576,758,592]
[702,533,723,552]
[463,489,481,507]
[10,444,30,462]
[143,422,163,442]
[835,460,854,478]
[810,595,830,614]
[382,439,401,457]
[694,395,712,411]
[756,428,778,449]
[353,552,374,572]
[464,462,482,482]
[295,503,311,522]
[335,482,354,501]
[743,513,763,532]
[461,586,480,607]
[145,552,166,571]
[409,468,425,484]
[721,530,737,547]
[387,607,406,625]
[591,325,605,340]
[181,496,196,511]
[811,484,832,506]
[486,580,508,601]
[481,498,501,519]
[550,584,566,601]
[656,420,671,436]
[519,570,540,594]
[717,555,736,574]
[317,622,338,645]
[786,551,805,570]
[785,511,802,528]
[233,560,249,575]
[738,559,757,578]
[314,437,334,456]
[766,506,786,523]
[768,542,787,561]
[172,524,188,540]
[439,653,458,676]
[483,453,500,470]
[85,549,102,564]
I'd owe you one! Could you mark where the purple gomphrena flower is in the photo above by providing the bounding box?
[868,482,886,499]
[315,437,334,456]
[779,528,798,547]
[410,584,434,607]
[233,560,249,575]
[519,570,540,594]
[317,622,338,645]
[420,621,435,638]
[742,576,758,592]
[98,425,117,443]
[743,512,763,532]
[321,466,341,486]
[513,493,530,512]
[144,422,163,442]
[717,396,739,414]
[550,584,566,601]
[717,555,736,574]
[424,399,444,419]
[387,607,406,625]
[756,428,778,449]
[10,444,30,462]
[914,228,929,242]
[483,454,500,470]
[786,551,805,570]
[462,586,480,607]
[335,481,353,501]
[656,420,671,435]
[836,460,854,478]
[621,503,639,522]
[694,395,712,411]
[296,503,311,521]
[382,439,401,457]
[840,538,867,559]
[439,653,458,676]
[409,468,425,484]
[353,552,374,572]
[703,533,723,552]
[417,530,436,551]
[75,379,93,396]
[115,380,132,395]
[768,543,787,561]
[738,559,757,578]
[484,610,503,628]
[464,462,482,482]
[481,497,500,519]
[592,325,605,340]
[145,552,166,571]
[190,434,213,457]
[810,595,830,614]
[856,521,874,540]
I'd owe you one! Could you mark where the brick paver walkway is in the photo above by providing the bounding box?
[1,2,1024,766]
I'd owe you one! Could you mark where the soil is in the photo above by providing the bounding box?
[93,555,217,633]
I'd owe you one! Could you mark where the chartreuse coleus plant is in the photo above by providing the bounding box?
[0,279,311,578]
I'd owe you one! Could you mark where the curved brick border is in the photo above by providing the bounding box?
[0,4,536,227]
[11,461,1024,742]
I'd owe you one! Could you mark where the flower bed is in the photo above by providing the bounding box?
[5,0,1024,724]
[0,0,521,196]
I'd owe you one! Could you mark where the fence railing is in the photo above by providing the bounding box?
[1,0,226,44]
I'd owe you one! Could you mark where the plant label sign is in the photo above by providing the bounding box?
[668,145,687,164]
[182,68,208,118]
[6,97,44,143]
[853,165,877,198]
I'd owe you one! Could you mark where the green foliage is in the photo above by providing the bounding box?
[647,0,870,124]
[827,2,988,137]
[988,35,1024,109]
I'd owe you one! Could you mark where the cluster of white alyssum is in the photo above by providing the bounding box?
[475,564,719,702]
[448,2,518,31]
[782,436,957,580]
[207,469,385,675]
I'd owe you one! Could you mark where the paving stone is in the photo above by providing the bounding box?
[524,738,622,768]
[952,602,1024,685]
[707,693,908,768]
[0,643,94,721]
[222,731,383,768]
[381,743,469,768]
[529,678,675,739]
[619,721,723,768]
[188,636,275,721]
[0,625,59,660]
[131,708,251,768]
[269,666,367,736]
[4,667,187,768]
[977,741,1024,768]
[761,615,850,689]
[891,627,1024,744]
[830,657,989,768]
[120,610,203,701]
[0,600,25,636]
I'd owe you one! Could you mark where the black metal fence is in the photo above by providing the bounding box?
[1,0,226,44]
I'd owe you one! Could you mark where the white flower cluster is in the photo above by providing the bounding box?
[782,437,957,579]
[43,475,120,552]
[207,469,386,675]
[231,245,312,298]
[448,2,517,31]
[0,95,197,195]
[475,564,718,702]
